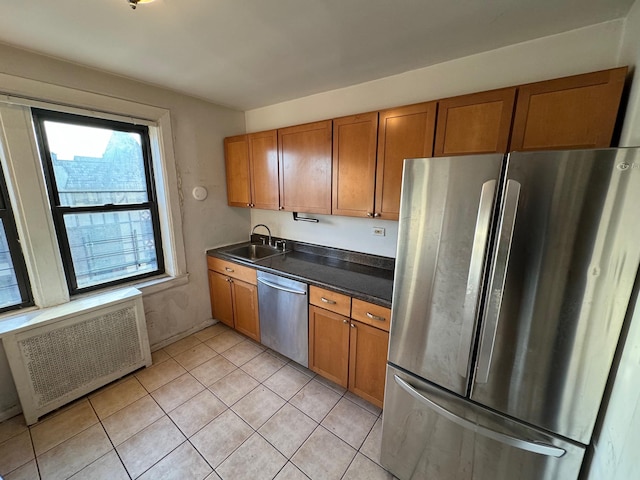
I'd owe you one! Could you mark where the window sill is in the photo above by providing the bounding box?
[0,274,190,337]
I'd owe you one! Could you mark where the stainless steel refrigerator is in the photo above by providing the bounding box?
[381,149,640,480]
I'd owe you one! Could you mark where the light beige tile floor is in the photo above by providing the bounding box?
[0,323,397,480]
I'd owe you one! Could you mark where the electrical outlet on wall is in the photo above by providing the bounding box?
[372,227,385,236]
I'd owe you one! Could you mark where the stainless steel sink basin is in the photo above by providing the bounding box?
[221,244,286,262]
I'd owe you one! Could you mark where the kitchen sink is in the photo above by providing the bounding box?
[221,244,287,262]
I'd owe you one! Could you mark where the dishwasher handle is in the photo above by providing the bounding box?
[257,277,307,295]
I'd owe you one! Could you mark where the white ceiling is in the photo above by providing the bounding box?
[0,0,634,110]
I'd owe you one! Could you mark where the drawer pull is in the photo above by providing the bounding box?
[225,267,234,272]
[321,297,337,305]
[366,312,386,322]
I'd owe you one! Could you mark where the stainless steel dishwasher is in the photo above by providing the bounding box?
[257,271,308,367]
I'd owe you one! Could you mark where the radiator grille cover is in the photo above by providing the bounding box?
[19,306,142,408]
[2,287,151,424]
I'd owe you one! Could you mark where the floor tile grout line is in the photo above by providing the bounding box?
[34,398,118,479]
[132,438,191,480]
[30,413,100,458]
[86,395,134,480]
[204,410,257,475]
[257,409,320,464]
[3,423,38,479]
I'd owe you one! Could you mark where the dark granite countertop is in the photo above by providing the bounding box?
[207,237,394,308]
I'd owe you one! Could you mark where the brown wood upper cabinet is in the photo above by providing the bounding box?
[224,130,279,209]
[434,87,516,156]
[510,67,627,151]
[224,134,251,207]
[249,130,279,209]
[224,67,627,218]
[332,112,379,218]
[376,102,437,220]
[278,120,332,214]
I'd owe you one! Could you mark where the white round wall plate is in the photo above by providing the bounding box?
[192,186,208,201]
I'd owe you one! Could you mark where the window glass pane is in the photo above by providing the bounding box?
[42,121,148,206]
[0,219,23,308]
[63,210,159,288]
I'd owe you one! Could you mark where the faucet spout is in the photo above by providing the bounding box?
[251,224,272,246]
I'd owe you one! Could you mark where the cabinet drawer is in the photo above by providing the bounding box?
[351,299,391,332]
[310,286,351,316]
[207,256,257,285]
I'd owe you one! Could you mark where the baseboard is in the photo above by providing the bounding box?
[150,318,217,352]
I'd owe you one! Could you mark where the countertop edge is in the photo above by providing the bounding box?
[206,242,393,308]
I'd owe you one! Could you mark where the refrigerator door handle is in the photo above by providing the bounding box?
[394,375,566,458]
[476,179,521,384]
[457,179,497,378]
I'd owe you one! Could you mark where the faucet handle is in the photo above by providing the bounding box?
[275,240,287,251]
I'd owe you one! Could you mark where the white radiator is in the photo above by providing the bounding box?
[1,287,151,425]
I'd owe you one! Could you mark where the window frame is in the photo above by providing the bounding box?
[0,165,33,313]
[31,108,166,295]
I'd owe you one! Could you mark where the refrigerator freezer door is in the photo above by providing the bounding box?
[389,154,502,395]
[381,366,585,480]
[472,148,640,444]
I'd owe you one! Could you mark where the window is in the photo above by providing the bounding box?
[0,166,32,312]
[32,109,165,294]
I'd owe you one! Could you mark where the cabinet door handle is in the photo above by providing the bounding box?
[350,323,356,328]
[366,312,385,322]
[367,212,374,217]
[343,319,349,324]
[225,267,234,272]
[373,213,381,217]
[321,297,336,305]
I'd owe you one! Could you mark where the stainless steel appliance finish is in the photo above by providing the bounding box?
[383,366,585,480]
[387,154,503,396]
[257,271,309,367]
[382,148,640,480]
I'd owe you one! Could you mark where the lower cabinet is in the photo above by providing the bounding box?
[309,305,350,387]
[207,257,260,342]
[206,256,390,407]
[348,320,389,408]
[308,286,390,408]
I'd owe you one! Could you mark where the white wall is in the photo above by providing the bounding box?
[0,43,249,417]
[251,210,399,258]
[585,1,640,479]
[246,20,625,257]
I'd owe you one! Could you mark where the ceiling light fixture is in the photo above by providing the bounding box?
[128,0,155,10]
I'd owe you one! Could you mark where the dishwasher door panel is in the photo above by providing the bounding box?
[257,271,309,367]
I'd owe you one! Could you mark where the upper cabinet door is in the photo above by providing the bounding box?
[248,130,279,210]
[434,88,516,156]
[278,120,333,214]
[332,112,379,218]
[510,67,627,151]
[224,135,251,207]
[376,102,436,221]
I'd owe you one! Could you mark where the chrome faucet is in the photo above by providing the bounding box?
[251,224,272,246]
